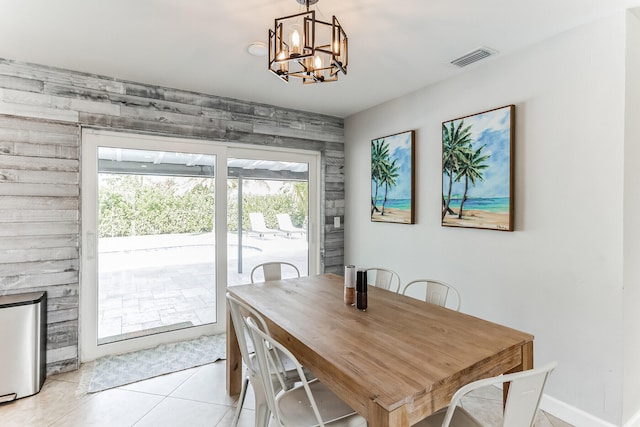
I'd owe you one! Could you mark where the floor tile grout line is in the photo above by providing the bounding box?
[42,382,101,427]
[131,394,171,427]
[129,394,239,426]
[117,365,205,398]
[165,365,206,398]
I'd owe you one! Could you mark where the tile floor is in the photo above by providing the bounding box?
[0,359,573,427]
[0,361,255,427]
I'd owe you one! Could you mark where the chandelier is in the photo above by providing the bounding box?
[268,0,348,84]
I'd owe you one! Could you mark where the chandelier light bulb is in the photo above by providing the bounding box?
[291,29,301,56]
[277,51,289,73]
[314,55,323,79]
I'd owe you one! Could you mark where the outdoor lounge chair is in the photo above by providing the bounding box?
[276,213,305,238]
[249,212,279,238]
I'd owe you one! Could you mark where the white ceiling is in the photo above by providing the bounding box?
[0,0,635,118]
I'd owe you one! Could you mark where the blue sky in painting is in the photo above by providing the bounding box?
[372,131,412,200]
[445,107,511,199]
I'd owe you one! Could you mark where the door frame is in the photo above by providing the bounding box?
[80,129,320,361]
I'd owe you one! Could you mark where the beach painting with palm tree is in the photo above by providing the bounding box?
[371,130,415,224]
[442,105,514,231]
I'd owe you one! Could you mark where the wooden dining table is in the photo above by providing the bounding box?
[226,273,533,427]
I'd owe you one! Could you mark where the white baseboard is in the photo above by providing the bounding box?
[624,409,640,427]
[540,394,619,427]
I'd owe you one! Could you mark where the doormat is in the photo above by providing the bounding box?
[87,333,226,393]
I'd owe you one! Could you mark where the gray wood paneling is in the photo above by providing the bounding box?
[0,271,78,290]
[0,235,78,250]
[0,169,79,184]
[0,209,78,222]
[1,141,78,159]
[0,250,78,266]
[0,113,79,375]
[0,57,345,374]
[0,183,78,197]
[0,154,78,171]
[0,196,79,210]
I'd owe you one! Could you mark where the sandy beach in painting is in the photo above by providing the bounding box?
[442,209,510,230]
[371,207,412,224]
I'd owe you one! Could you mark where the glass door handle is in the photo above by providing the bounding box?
[86,232,96,260]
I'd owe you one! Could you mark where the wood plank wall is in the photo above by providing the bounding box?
[0,58,345,374]
[0,115,80,374]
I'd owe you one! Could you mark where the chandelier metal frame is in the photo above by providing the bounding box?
[268,0,348,84]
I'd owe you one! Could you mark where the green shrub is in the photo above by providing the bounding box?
[99,175,307,237]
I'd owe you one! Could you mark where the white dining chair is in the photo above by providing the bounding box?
[251,261,300,283]
[364,267,401,293]
[245,316,367,427]
[413,361,557,427]
[402,279,461,311]
[226,293,308,427]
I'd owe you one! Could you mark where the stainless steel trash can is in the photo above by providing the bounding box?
[0,291,47,403]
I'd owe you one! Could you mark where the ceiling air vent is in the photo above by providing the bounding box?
[450,47,497,68]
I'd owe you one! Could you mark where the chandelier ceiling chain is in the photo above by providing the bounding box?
[268,0,348,85]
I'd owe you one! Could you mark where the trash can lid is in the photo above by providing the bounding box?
[0,292,46,308]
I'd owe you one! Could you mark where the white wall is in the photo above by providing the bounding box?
[345,13,626,426]
[623,8,640,427]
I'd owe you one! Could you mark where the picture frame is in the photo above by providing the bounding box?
[442,105,515,231]
[371,130,415,224]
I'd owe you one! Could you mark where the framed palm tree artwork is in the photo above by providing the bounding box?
[371,130,415,224]
[442,105,515,231]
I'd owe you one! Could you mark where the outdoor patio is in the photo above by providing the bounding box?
[97,232,308,343]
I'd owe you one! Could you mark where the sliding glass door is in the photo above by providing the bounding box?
[81,131,226,360]
[96,147,217,345]
[81,131,319,361]
[226,149,318,286]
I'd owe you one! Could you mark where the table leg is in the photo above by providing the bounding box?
[503,341,534,406]
[226,306,242,396]
[367,400,409,427]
